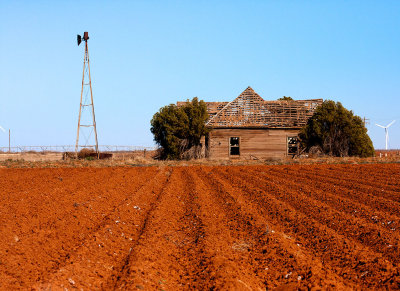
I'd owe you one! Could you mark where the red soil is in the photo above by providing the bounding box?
[0,164,399,290]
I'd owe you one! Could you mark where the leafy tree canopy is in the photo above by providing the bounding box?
[278,96,294,101]
[150,97,210,160]
[299,100,374,157]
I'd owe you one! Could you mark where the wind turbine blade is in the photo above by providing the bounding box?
[386,120,396,128]
[375,124,386,129]
[0,126,5,133]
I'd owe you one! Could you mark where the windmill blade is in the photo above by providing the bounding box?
[0,126,5,133]
[386,120,396,128]
[375,124,386,129]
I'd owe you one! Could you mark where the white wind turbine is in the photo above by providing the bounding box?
[0,126,10,152]
[375,120,396,150]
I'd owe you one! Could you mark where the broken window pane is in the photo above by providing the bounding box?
[287,136,298,155]
[288,136,298,145]
[230,137,240,156]
[230,137,239,146]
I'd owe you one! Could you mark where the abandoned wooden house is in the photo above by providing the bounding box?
[179,87,323,159]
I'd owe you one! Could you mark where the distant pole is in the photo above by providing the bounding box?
[362,117,370,127]
[8,129,10,153]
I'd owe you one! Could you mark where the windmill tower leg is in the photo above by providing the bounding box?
[75,44,86,156]
[86,41,99,157]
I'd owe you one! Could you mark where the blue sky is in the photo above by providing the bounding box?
[1,1,399,149]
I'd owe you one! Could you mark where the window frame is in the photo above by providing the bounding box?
[229,137,240,156]
[287,136,299,156]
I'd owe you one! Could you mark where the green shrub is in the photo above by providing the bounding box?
[299,100,374,157]
[150,97,210,160]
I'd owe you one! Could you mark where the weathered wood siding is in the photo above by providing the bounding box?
[207,128,300,159]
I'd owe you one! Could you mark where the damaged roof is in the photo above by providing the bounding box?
[178,87,323,128]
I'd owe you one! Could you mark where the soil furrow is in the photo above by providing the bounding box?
[109,168,177,290]
[1,164,400,289]
[173,168,214,290]
[213,166,400,289]
[184,167,266,290]
[108,167,209,290]
[262,166,400,228]
[0,167,156,289]
[36,167,170,290]
[295,165,400,203]
[318,164,400,184]
[195,166,352,290]
[227,166,400,265]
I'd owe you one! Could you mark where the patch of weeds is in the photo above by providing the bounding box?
[158,278,167,290]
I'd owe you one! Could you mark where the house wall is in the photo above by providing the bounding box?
[207,128,300,159]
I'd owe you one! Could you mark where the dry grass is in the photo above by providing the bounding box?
[0,154,399,168]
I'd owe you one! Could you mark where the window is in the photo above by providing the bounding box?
[287,136,299,155]
[230,137,240,156]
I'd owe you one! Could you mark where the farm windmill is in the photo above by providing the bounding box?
[375,120,396,150]
[75,31,99,157]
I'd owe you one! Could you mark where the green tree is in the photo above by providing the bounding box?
[299,100,374,157]
[278,96,294,101]
[150,97,210,160]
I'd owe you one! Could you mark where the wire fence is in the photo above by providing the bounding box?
[0,145,157,154]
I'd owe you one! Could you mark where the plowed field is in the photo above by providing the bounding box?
[0,164,399,290]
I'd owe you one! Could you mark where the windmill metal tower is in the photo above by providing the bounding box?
[75,31,99,156]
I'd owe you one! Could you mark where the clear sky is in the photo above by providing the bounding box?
[1,1,399,149]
